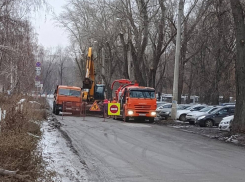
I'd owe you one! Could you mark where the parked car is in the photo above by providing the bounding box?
[220,103,236,106]
[159,104,191,120]
[157,101,169,108]
[186,106,221,125]
[176,105,206,121]
[196,105,235,127]
[219,115,234,131]
[156,103,172,116]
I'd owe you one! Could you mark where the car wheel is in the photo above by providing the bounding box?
[189,121,194,125]
[205,120,213,127]
[179,114,186,121]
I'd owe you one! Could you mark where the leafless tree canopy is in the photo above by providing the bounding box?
[1,0,244,131]
[0,0,48,93]
[55,0,236,104]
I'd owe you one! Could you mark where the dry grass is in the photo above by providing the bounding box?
[0,94,52,182]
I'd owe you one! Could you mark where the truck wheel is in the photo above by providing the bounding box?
[52,103,56,114]
[55,106,59,115]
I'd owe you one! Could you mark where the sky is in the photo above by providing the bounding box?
[31,0,69,48]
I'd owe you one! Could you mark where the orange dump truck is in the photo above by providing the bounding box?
[53,85,82,115]
[111,79,157,122]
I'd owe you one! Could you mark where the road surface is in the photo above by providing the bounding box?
[53,114,245,182]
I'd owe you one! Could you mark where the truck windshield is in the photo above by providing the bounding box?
[130,90,155,98]
[59,89,81,96]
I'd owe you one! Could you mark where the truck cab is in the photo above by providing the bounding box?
[120,86,157,122]
[53,85,82,115]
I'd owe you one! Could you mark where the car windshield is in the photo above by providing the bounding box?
[210,108,221,114]
[157,102,167,107]
[59,89,81,96]
[208,107,220,113]
[95,86,104,93]
[199,106,212,112]
[130,90,155,98]
[177,105,191,110]
[157,103,164,107]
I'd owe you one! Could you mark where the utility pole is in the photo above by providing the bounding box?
[171,0,184,120]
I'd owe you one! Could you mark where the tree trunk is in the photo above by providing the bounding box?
[230,0,245,133]
[187,62,194,104]
[119,33,129,79]
[129,40,146,86]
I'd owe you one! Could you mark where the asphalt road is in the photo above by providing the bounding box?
[52,113,245,182]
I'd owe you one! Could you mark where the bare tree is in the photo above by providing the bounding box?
[229,0,245,132]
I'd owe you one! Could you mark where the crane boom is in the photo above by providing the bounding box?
[82,47,105,102]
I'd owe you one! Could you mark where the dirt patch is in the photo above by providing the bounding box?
[0,95,52,182]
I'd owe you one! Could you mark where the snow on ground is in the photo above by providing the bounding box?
[40,119,87,182]
[47,98,54,109]
[17,98,26,104]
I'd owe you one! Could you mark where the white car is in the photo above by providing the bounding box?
[219,115,234,131]
[186,106,221,125]
[176,105,206,121]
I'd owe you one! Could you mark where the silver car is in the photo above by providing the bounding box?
[186,106,221,125]
[159,104,191,120]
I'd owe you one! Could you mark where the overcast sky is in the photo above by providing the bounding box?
[31,0,69,48]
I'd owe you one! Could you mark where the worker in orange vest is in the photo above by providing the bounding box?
[112,97,117,103]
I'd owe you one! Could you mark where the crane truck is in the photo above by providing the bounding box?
[111,79,157,122]
[82,47,105,102]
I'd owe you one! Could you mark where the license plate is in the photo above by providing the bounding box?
[139,114,146,116]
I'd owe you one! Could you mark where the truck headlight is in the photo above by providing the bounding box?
[151,111,156,116]
[128,110,133,115]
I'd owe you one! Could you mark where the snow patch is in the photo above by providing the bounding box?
[17,98,26,104]
[29,101,41,105]
[40,121,87,182]
[225,135,239,144]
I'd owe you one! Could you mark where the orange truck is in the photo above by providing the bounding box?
[111,79,157,122]
[53,85,82,115]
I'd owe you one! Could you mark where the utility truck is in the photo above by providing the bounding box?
[111,79,157,122]
[53,85,82,115]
